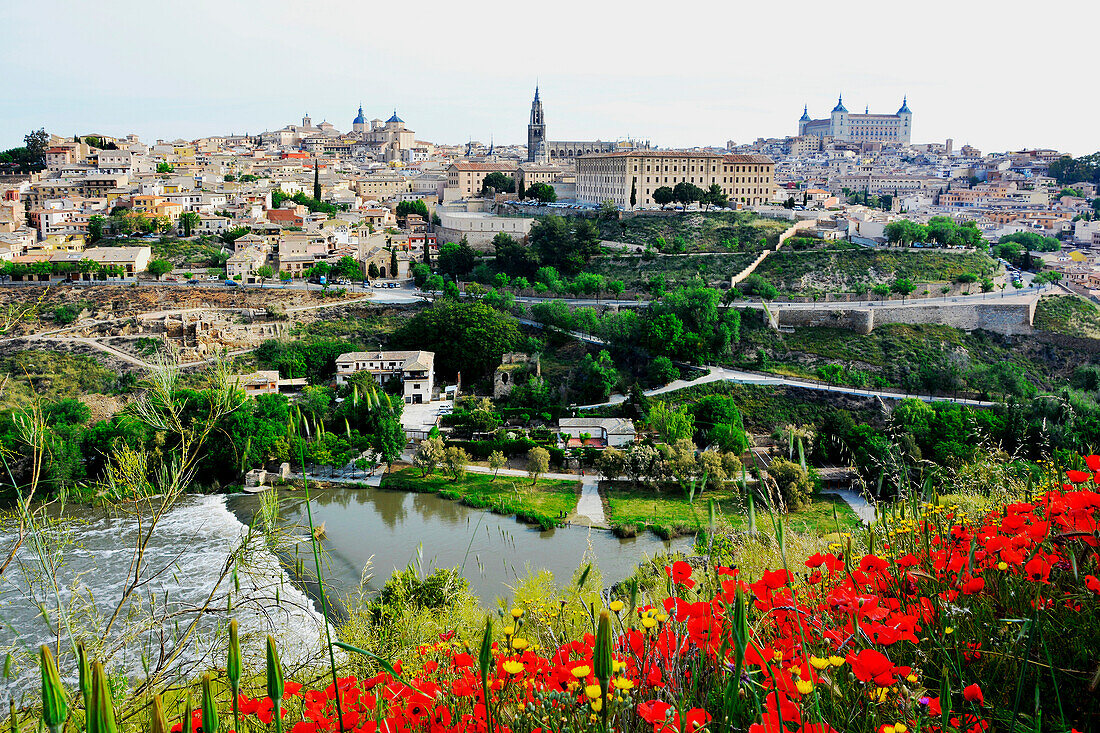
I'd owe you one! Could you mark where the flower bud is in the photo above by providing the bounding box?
[40,645,69,733]
[201,674,220,733]
[266,635,284,727]
[87,661,118,733]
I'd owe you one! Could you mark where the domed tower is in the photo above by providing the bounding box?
[352,104,367,134]
[798,105,811,136]
[897,96,913,144]
[829,94,848,140]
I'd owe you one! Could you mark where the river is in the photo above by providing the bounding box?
[227,485,693,605]
[0,486,691,692]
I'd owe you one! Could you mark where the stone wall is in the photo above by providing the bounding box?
[776,299,1036,336]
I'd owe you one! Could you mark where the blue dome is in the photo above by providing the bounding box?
[897,96,911,114]
[387,110,403,124]
[831,94,848,113]
[799,105,811,122]
[353,105,366,124]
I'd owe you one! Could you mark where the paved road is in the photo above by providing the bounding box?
[574,365,993,410]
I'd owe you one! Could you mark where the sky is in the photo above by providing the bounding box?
[2,0,1096,156]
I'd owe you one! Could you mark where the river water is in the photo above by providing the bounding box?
[227,485,693,604]
[0,486,691,692]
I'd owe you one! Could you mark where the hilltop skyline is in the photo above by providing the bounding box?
[2,0,1096,155]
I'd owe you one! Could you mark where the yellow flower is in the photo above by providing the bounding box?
[809,656,830,670]
[895,725,908,733]
[655,613,669,623]
[612,660,626,673]
[883,727,896,733]
[612,678,635,691]
[997,561,1008,571]
[585,684,602,700]
[828,656,845,667]
[503,626,515,636]
[572,665,592,678]
[511,608,524,619]
[511,638,529,651]
[795,679,814,695]
[906,674,918,684]
[609,600,625,613]
[944,626,954,635]
[772,651,784,663]
[590,697,603,713]
[642,617,657,629]
[502,660,524,675]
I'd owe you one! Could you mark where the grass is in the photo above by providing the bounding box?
[290,311,416,344]
[752,248,998,293]
[380,467,580,530]
[603,484,863,539]
[587,252,760,290]
[0,349,128,411]
[1033,294,1100,338]
[599,211,789,253]
[733,318,1091,394]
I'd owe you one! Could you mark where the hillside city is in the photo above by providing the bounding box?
[3,83,1100,733]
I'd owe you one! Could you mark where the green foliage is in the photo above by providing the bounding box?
[739,273,778,300]
[146,259,173,279]
[572,349,619,403]
[1049,152,1100,186]
[437,239,476,278]
[255,338,359,381]
[395,199,430,220]
[766,457,814,510]
[392,300,520,379]
[156,162,174,173]
[529,215,600,276]
[481,172,515,195]
[1033,295,1100,338]
[525,183,556,203]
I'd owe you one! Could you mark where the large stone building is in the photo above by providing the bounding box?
[525,87,648,162]
[575,151,775,208]
[798,95,913,144]
[445,161,517,198]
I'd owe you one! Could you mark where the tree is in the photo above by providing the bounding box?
[396,199,430,221]
[437,239,476,278]
[872,283,891,301]
[88,215,106,243]
[890,277,916,302]
[608,279,625,298]
[373,414,406,472]
[424,273,445,293]
[481,172,515,195]
[179,211,201,237]
[488,450,507,481]
[313,161,321,201]
[156,162,174,173]
[652,187,674,207]
[442,446,469,481]
[146,259,173,280]
[392,300,520,380]
[334,255,361,281]
[529,215,600,276]
[255,264,275,288]
[649,401,695,443]
[367,262,380,280]
[767,457,813,511]
[740,273,778,301]
[573,349,619,403]
[390,248,399,279]
[648,356,680,386]
[704,183,728,210]
[493,232,539,277]
[672,181,705,208]
[23,128,49,169]
[526,446,550,485]
[599,199,619,221]
[414,436,445,476]
[629,177,637,209]
[525,183,556,202]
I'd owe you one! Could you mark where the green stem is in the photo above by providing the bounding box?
[300,447,347,733]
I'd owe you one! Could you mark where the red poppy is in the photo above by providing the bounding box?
[1086,454,1100,471]
[665,561,696,589]
[847,648,898,685]
[1086,575,1100,593]
[961,576,985,594]
[963,683,984,706]
[1066,469,1090,483]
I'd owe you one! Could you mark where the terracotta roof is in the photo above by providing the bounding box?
[448,161,516,172]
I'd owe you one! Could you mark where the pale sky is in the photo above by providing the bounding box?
[2,0,1096,155]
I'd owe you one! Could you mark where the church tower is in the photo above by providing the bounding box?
[527,86,545,163]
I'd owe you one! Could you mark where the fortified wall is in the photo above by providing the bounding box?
[776,299,1036,336]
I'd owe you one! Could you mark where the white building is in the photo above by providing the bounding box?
[334,350,435,404]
